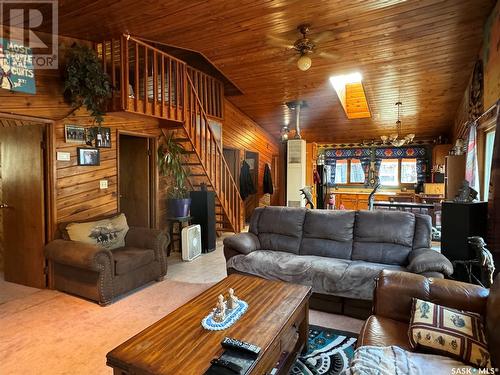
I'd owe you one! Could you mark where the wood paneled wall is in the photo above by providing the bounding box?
[53,114,169,229]
[223,99,281,213]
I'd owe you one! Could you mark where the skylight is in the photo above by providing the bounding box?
[330,73,371,119]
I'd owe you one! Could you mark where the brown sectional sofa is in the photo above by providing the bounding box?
[224,206,453,318]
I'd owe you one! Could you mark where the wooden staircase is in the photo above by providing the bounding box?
[96,35,241,232]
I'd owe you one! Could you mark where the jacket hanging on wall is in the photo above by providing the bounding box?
[239,160,256,200]
[263,163,273,194]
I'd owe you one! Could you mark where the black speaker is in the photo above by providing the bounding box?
[441,201,488,282]
[190,191,216,253]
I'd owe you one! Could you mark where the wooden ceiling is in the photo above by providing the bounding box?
[39,1,497,142]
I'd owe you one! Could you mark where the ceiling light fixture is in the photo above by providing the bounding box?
[297,53,312,71]
[380,101,415,147]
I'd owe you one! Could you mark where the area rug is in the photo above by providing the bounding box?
[289,326,358,375]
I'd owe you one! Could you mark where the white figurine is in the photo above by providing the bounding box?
[227,288,239,310]
[213,294,226,322]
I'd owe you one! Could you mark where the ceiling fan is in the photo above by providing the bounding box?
[267,24,338,71]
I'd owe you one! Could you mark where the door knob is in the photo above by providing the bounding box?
[0,203,9,208]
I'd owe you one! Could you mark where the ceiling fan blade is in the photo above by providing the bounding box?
[317,50,339,60]
[266,35,295,49]
[286,55,298,65]
[312,30,334,44]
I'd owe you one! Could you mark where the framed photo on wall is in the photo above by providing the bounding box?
[77,147,100,166]
[65,125,86,144]
[95,127,112,148]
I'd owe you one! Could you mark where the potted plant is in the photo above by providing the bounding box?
[158,133,191,218]
[62,43,112,126]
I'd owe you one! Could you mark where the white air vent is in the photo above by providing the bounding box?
[288,140,302,164]
[181,225,202,261]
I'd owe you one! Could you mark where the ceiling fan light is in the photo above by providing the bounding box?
[389,133,398,141]
[297,54,312,71]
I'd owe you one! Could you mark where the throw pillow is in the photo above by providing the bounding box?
[408,298,491,368]
[65,213,129,250]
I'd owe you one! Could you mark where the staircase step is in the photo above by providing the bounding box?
[189,173,207,177]
[181,162,202,166]
[172,138,190,142]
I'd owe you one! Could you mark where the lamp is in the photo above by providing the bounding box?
[297,54,312,71]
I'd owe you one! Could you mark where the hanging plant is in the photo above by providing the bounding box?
[158,133,190,199]
[63,43,111,125]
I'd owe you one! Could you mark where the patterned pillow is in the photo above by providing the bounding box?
[408,298,491,368]
[65,214,129,250]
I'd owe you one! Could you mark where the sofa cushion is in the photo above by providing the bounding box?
[353,211,415,265]
[257,207,307,254]
[300,210,355,259]
[413,213,432,249]
[249,207,264,235]
[226,250,405,300]
[312,259,406,300]
[65,214,129,250]
[409,298,491,368]
[352,242,412,266]
[112,247,155,275]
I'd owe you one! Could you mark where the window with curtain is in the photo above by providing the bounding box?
[484,130,496,200]
[350,159,365,183]
[379,159,399,186]
[335,159,348,184]
[401,158,418,183]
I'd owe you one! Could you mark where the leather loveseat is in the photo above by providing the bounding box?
[45,218,169,305]
[224,206,453,318]
[357,270,499,369]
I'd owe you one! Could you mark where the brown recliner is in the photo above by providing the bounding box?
[358,270,499,367]
[45,226,169,305]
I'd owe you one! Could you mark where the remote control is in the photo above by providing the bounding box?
[210,358,242,374]
[221,337,261,358]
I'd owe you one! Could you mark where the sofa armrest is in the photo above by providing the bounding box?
[373,270,489,323]
[125,227,169,276]
[223,233,260,258]
[45,239,113,272]
[407,248,453,277]
[125,227,169,253]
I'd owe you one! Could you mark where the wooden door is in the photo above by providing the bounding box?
[119,134,152,228]
[0,124,46,288]
[244,151,259,222]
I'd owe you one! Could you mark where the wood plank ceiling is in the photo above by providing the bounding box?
[48,0,496,142]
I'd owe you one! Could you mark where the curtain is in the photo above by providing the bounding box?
[487,104,500,264]
[465,122,480,194]
[325,162,335,186]
[374,158,382,178]
[416,158,426,184]
[360,157,371,186]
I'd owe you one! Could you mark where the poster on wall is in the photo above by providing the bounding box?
[0,38,36,94]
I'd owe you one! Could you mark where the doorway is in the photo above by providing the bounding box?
[244,150,259,222]
[0,119,49,288]
[118,133,156,228]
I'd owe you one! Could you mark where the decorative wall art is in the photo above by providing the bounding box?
[77,147,100,166]
[95,127,111,148]
[65,125,86,144]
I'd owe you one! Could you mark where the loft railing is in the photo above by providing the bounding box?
[187,66,224,120]
[95,35,240,232]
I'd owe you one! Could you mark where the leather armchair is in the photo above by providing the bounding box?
[358,270,499,367]
[46,226,169,305]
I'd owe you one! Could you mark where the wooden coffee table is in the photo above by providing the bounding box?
[106,274,311,374]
